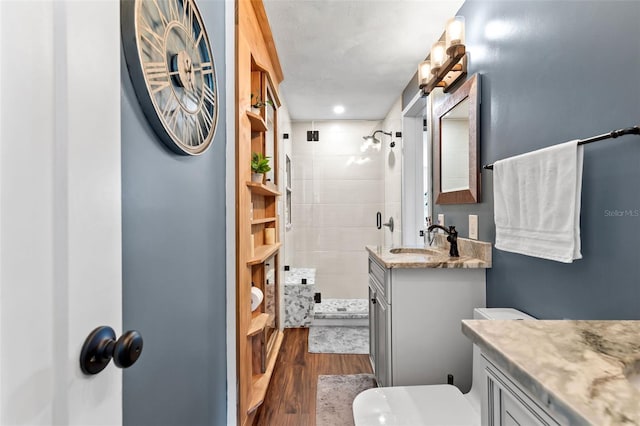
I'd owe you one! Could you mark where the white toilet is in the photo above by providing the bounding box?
[353,308,535,426]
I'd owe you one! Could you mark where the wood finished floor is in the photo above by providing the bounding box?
[254,328,373,426]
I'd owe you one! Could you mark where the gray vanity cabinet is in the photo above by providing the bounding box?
[463,319,637,425]
[373,289,391,387]
[368,285,376,370]
[481,354,564,426]
[368,253,486,390]
[368,259,392,387]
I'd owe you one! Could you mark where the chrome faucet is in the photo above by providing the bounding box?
[427,224,459,257]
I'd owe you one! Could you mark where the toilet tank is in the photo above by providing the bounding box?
[465,308,536,413]
[473,308,536,321]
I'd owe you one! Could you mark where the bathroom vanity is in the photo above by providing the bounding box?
[463,320,640,425]
[366,236,491,390]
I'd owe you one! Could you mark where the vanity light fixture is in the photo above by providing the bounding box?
[418,16,467,97]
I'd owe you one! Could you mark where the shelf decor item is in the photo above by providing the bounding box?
[251,152,271,183]
[264,228,275,245]
[251,93,274,110]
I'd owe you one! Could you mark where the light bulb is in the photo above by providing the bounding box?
[446,16,465,51]
[431,42,446,70]
[418,60,431,87]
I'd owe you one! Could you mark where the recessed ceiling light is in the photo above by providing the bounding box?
[333,105,345,114]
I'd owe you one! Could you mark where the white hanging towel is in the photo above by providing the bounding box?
[493,140,584,263]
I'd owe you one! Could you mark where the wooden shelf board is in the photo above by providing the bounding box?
[246,181,281,196]
[247,330,284,415]
[251,217,276,225]
[247,243,281,266]
[246,110,267,132]
[247,313,270,337]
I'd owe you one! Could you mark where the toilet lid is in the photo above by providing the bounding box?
[353,385,479,426]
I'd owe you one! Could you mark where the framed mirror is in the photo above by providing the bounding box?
[433,74,480,204]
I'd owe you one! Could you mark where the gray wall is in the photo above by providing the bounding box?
[121,1,227,424]
[432,1,640,319]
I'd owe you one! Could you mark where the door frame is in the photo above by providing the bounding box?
[401,91,430,246]
[225,1,237,424]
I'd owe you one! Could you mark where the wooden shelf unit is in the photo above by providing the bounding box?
[248,313,270,337]
[246,110,268,132]
[247,243,281,266]
[236,2,284,423]
[246,181,281,196]
[251,217,277,225]
[247,330,284,415]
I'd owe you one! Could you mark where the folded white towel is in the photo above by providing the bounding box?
[493,140,584,263]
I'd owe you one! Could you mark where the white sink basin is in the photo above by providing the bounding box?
[389,247,442,256]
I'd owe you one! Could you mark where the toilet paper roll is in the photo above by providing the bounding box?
[251,287,264,312]
[264,228,275,245]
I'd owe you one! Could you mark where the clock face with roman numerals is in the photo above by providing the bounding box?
[122,0,218,155]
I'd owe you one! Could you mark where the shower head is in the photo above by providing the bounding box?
[363,130,392,144]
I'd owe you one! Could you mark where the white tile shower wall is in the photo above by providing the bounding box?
[292,250,369,276]
[381,97,403,247]
[291,121,384,299]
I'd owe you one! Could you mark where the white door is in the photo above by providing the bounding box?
[0,1,122,424]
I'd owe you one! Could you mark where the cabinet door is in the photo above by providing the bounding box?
[368,284,377,372]
[483,356,561,426]
[500,391,546,426]
[375,296,391,387]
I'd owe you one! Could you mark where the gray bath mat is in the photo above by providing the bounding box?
[308,326,368,354]
[316,374,377,426]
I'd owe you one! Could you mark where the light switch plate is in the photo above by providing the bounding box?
[469,215,478,240]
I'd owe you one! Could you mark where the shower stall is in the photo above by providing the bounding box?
[283,121,391,327]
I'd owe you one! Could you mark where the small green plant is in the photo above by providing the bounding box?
[251,93,274,109]
[251,152,271,174]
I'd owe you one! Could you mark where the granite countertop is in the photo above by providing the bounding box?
[462,320,640,425]
[366,235,492,269]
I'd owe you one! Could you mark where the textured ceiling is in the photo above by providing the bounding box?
[263,0,464,121]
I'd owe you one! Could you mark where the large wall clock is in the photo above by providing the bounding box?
[122,0,218,155]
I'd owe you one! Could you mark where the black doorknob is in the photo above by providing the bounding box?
[113,330,143,368]
[80,326,144,375]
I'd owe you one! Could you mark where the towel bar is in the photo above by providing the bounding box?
[483,125,640,170]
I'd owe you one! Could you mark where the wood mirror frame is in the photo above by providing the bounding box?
[433,74,480,204]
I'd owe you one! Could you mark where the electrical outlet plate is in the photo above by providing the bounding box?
[469,215,478,240]
[437,214,445,227]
